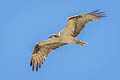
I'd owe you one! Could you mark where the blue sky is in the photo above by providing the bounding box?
[0,0,120,80]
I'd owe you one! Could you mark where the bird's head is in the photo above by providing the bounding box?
[49,33,60,39]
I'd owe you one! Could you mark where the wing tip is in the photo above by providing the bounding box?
[88,9,107,18]
[30,59,42,72]
[32,64,34,72]
[36,64,38,72]
[30,63,41,72]
[67,9,106,20]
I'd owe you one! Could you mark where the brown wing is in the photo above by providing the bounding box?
[30,39,67,72]
[61,10,105,37]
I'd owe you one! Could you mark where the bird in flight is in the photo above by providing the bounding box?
[30,10,105,72]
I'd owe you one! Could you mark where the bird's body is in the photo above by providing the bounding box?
[30,10,105,71]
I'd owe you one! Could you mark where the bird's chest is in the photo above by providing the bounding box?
[59,36,75,43]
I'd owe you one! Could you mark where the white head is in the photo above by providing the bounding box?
[49,33,60,39]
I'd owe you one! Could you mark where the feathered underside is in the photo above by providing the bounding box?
[61,9,106,37]
[30,10,106,72]
[30,39,67,72]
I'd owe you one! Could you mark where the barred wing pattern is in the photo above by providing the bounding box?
[61,10,105,37]
[30,39,67,71]
[30,10,105,72]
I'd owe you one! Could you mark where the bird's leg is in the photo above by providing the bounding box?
[74,39,88,46]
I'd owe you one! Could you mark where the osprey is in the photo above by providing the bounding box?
[30,10,105,71]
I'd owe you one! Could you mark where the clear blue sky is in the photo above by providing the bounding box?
[0,0,120,80]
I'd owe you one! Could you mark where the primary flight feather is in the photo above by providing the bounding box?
[30,10,105,72]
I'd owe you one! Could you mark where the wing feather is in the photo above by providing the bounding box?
[30,10,105,72]
[61,10,105,37]
[30,39,67,72]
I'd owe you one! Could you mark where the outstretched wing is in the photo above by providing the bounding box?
[30,38,67,72]
[61,10,105,37]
